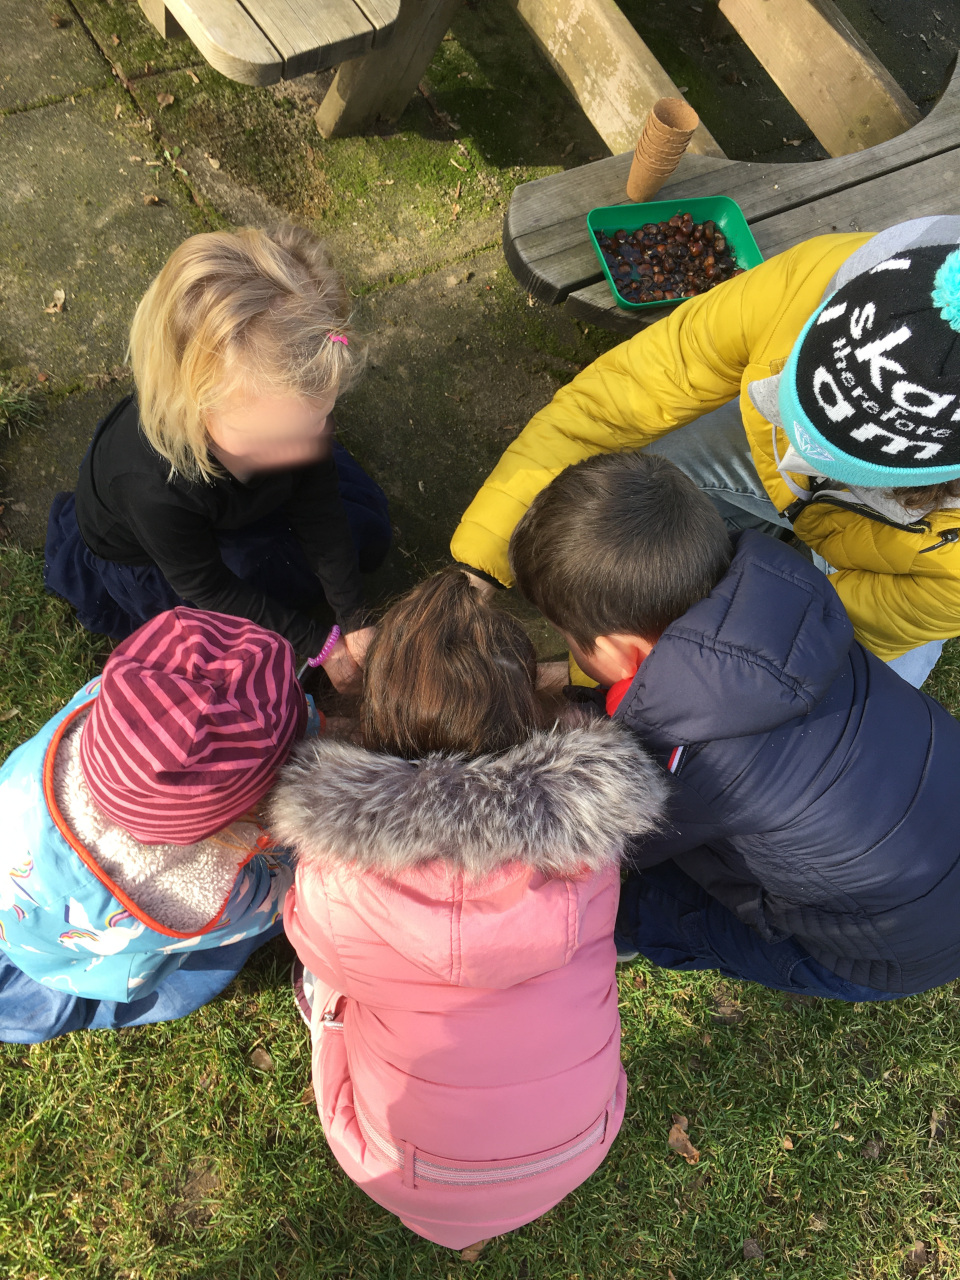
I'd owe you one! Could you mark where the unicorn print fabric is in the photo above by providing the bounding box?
[0,608,307,1040]
[0,679,291,1005]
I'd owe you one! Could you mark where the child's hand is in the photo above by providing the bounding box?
[322,636,364,694]
[344,625,376,668]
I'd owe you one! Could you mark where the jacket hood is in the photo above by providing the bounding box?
[270,718,667,880]
[618,531,854,745]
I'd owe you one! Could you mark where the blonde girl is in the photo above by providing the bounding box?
[44,225,390,689]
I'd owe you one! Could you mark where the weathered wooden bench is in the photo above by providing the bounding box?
[138,0,467,140]
[138,0,401,85]
[504,59,960,334]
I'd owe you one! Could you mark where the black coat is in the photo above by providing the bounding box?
[618,530,960,993]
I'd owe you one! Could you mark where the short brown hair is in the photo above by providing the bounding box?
[361,569,540,759]
[509,451,732,649]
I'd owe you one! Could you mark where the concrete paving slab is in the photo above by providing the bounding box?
[0,90,199,385]
[0,0,112,112]
[0,380,131,549]
[333,248,609,652]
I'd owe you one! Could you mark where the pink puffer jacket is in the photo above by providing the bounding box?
[271,719,667,1248]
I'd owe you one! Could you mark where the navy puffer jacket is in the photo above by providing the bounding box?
[619,530,960,994]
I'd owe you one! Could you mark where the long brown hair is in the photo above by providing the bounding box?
[361,569,541,760]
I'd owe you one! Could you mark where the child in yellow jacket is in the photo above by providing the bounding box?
[452,216,960,687]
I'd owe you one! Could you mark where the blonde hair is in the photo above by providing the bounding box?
[128,225,363,482]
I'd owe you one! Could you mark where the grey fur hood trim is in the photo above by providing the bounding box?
[269,718,668,879]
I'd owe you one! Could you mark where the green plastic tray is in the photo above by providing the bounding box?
[587,195,764,312]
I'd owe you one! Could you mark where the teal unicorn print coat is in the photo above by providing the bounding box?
[0,680,292,1003]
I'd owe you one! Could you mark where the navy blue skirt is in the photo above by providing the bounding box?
[44,443,391,641]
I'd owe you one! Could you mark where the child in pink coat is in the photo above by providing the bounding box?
[270,569,668,1249]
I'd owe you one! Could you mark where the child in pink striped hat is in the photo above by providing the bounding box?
[0,607,312,1044]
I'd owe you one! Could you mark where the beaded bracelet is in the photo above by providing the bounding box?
[307,625,342,668]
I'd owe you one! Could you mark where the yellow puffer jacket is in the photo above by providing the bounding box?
[451,232,960,662]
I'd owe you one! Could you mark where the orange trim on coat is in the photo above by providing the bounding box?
[42,702,265,939]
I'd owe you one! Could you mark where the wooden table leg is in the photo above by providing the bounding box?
[138,0,185,41]
[315,0,462,138]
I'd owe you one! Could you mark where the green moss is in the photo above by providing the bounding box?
[0,84,107,118]
[70,0,203,77]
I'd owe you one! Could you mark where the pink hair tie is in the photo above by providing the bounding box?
[307,625,341,668]
[328,334,349,347]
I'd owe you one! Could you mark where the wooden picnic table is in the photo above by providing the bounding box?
[504,59,960,334]
[139,0,400,85]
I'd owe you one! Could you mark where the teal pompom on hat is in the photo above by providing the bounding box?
[778,244,960,488]
[932,247,960,331]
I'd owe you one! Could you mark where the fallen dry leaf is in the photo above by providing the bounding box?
[710,996,745,1025]
[906,1241,929,1272]
[743,1238,763,1259]
[930,1108,947,1144]
[187,69,200,83]
[0,707,21,722]
[861,1138,881,1160]
[114,103,122,119]
[562,140,575,157]
[249,1047,274,1072]
[37,372,49,382]
[460,1238,492,1262]
[668,1114,700,1165]
[156,92,175,109]
[44,288,65,314]
[783,1135,794,1150]
[205,153,221,170]
[129,155,142,163]
[784,137,803,146]
[300,1082,315,1106]
[111,33,121,44]
[143,194,160,205]
[49,13,70,27]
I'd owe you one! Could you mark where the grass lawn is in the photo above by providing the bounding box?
[1,549,960,1280]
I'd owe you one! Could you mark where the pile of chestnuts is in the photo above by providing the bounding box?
[596,211,744,305]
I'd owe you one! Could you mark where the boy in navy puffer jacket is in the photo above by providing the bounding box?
[509,450,960,1000]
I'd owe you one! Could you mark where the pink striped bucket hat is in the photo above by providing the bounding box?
[80,608,306,845]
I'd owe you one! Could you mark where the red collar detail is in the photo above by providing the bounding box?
[605,674,637,716]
